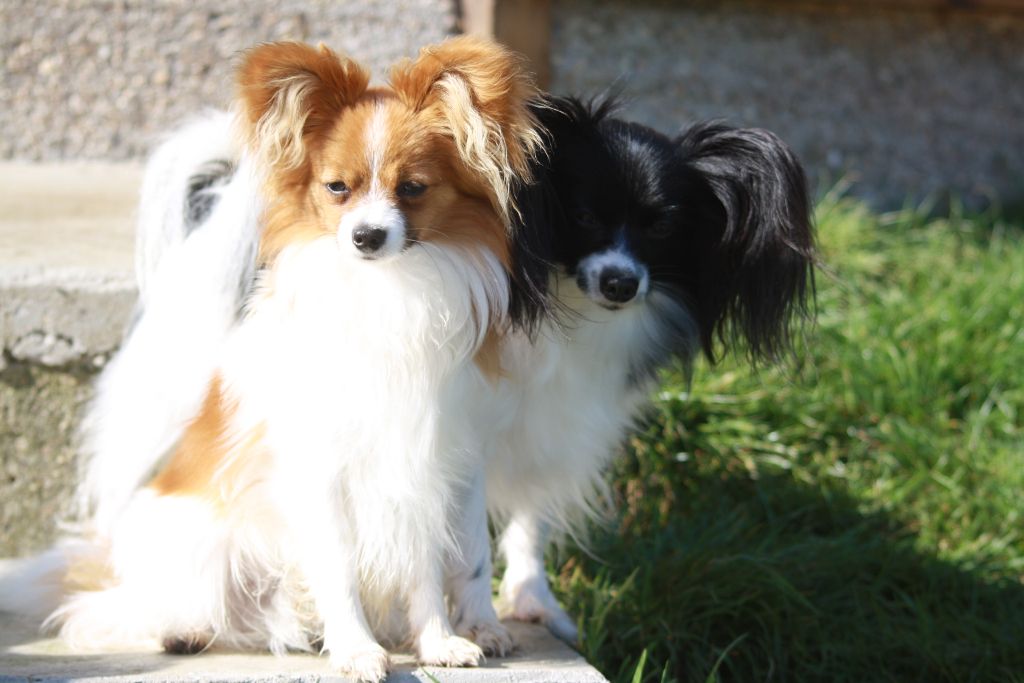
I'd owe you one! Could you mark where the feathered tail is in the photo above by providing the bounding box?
[79,112,259,532]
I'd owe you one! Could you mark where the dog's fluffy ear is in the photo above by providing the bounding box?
[236,42,370,177]
[390,36,543,226]
[676,122,816,363]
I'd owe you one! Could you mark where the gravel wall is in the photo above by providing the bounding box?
[0,361,93,557]
[3,0,1020,205]
[1,0,457,161]
[550,0,1024,207]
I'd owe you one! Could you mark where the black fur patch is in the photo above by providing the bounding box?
[184,159,235,234]
[515,94,815,366]
[162,633,208,655]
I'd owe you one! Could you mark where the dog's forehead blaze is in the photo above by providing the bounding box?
[308,94,511,265]
[259,84,512,274]
[317,95,445,194]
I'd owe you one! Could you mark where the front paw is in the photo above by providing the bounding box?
[418,634,485,667]
[457,619,515,657]
[329,643,390,682]
[499,575,579,644]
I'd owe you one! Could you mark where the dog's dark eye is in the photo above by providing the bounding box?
[574,209,600,228]
[649,221,674,238]
[325,181,349,196]
[397,181,427,198]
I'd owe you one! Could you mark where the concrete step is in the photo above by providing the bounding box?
[1,163,141,558]
[0,615,606,682]
[0,162,141,369]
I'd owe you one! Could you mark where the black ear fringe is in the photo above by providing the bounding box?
[676,122,816,364]
[507,171,558,335]
[504,97,562,336]
[506,94,618,336]
[526,92,622,141]
[548,92,621,126]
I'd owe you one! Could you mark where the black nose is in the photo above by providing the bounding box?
[599,270,639,303]
[352,225,387,254]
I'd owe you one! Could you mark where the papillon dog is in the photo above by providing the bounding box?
[445,96,815,642]
[0,37,544,682]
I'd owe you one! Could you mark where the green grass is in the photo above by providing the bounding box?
[547,195,1024,682]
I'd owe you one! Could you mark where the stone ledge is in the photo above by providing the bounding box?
[0,615,607,683]
[0,163,142,557]
[0,162,141,370]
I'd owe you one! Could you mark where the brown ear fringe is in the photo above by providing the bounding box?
[389,36,544,228]
[235,42,370,180]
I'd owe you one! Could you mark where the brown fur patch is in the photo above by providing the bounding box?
[390,36,544,227]
[474,326,505,382]
[150,377,264,505]
[236,42,370,183]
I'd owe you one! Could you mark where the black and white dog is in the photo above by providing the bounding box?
[450,96,815,642]
[76,95,814,647]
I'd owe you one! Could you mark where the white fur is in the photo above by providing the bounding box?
[134,110,238,301]
[49,489,305,654]
[79,146,262,534]
[24,232,505,680]
[366,101,388,195]
[443,468,514,656]
[0,540,96,621]
[456,275,696,642]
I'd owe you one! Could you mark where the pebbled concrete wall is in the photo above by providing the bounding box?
[0,0,457,161]
[3,0,1021,205]
[549,0,1024,207]
[0,362,94,558]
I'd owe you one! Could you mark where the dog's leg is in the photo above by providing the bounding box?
[284,485,389,682]
[410,553,485,667]
[446,470,514,656]
[497,512,579,643]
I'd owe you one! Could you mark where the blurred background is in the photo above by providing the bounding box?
[2,0,1022,207]
[1,2,1022,681]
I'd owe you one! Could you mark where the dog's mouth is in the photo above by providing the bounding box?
[597,301,628,311]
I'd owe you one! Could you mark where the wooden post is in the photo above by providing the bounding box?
[460,0,551,89]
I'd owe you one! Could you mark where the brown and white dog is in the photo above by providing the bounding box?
[0,38,543,682]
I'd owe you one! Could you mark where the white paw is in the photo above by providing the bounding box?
[457,619,515,657]
[329,643,390,682]
[418,634,485,667]
[499,575,579,644]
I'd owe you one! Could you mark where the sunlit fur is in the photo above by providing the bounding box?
[0,38,542,682]
[452,96,816,642]
[79,110,260,535]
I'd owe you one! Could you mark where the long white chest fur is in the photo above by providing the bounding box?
[483,277,682,527]
[218,239,505,627]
